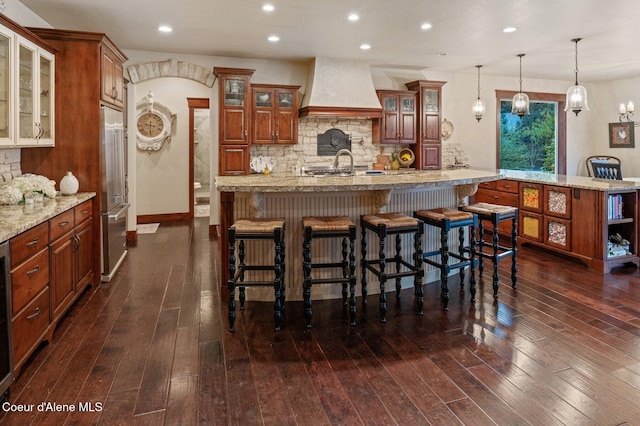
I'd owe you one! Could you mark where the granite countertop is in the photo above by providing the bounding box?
[502,170,640,191]
[215,168,504,193]
[0,192,96,243]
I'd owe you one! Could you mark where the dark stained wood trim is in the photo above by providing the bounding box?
[137,213,190,224]
[219,192,234,285]
[209,224,218,237]
[495,90,567,174]
[126,230,137,242]
[187,97,210,220]
[298,106,383,119]
[27,26,125,60]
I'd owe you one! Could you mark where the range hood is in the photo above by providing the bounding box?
[299,57,383,119]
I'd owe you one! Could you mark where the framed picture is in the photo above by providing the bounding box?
[609,122,635,148]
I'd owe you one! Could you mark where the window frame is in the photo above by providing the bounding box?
[495,90,567,175]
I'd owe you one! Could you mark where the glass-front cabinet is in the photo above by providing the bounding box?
[17,36,54,146]
[0,28,12,146]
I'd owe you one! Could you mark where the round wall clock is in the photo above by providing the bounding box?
[136,91,176,152]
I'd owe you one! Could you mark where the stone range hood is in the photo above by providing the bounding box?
[298,57,383,119]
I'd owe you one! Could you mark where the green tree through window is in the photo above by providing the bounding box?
[495,91,567,175]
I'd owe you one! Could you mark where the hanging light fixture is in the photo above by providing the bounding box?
[565,38,589,116]
[511,54,530,117]
[472,65,486,122]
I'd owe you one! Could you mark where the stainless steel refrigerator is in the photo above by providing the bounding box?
[100,106,129,282]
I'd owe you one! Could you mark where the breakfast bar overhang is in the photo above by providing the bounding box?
[215,168,504,299]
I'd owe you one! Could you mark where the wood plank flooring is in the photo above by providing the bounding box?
[2,217,640,425]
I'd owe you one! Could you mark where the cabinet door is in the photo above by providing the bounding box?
[380,95,400,143]
[221,75,250,144]
[12,286,50,372]
[520,211,543,242]
[75,219,94,294]
[544,186,571,219]
[519,182,544,213]
[50,232,75,323]
[16,37,36,145]
[36,49,54,145]
[101,47,124,108]
[545,217,571,251]
[422,144,441,170]
[399,94,416,143]
[275,90,297,144]
[220,145,249,175]
[0,27,13,146]
[252,88,274,144]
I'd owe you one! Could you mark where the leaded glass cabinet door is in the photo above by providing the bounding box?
[0,28,12,146]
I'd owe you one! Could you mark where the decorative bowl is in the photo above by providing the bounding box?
[398,148,415,167]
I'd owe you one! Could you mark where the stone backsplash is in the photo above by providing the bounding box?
[0,148,22,183]
[250,118,405,173]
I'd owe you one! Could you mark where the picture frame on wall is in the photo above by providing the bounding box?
[609,122,635,148]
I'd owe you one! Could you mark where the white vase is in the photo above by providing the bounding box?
[60,171,79,195]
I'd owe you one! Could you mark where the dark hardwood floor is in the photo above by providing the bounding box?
[3,217,640,425]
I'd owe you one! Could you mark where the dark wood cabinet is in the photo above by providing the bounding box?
[373,90,416,144]
[215,68,254,175]
[101,45,125,108]
[405,80,446,170]
[251,84,299,144]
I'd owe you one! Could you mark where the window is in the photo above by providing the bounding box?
[495,91,566,174]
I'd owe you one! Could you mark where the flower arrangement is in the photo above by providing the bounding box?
[0,174,57,205]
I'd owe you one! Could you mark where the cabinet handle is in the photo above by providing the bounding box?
[59,221,70,228]
[112,87,118,98]
[244,130,248,141]
[26,307,40,320]
[275,131,278,141]
[26,238,39,247]
[492,195,500,199]
[26,265,40,276]
[81,209,90,215]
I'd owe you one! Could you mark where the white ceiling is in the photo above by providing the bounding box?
[18,0,640,83]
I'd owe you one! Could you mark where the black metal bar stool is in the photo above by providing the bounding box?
[459,202,518,298]
[227,217,285,332]
[360,213,424,322]
[302,216,357,327]
[414,208,478,310]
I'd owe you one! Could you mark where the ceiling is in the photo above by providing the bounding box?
[18,0,640,83]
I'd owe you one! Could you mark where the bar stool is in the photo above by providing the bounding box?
[302,216,357,327]
[227,217,286,332]
[459,202,518,298]
[360,213,424,322]
[414,208,478,310]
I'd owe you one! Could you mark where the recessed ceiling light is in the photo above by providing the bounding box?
[348,13,359,21]
[420,23,432,30]
[360,44,371,50]
[503,27,517,33]
[158,25,173,33]
[262,4,274,12]
[268,35,280,42]
[436,52,447,56]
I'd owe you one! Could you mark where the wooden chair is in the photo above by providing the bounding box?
[586,156,622,179]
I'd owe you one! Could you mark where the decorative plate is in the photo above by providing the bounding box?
[442,118,454,141]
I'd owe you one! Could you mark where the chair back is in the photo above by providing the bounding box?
[586,155,622,179]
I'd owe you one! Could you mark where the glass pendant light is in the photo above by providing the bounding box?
[511,54,530,117]
[565,38,589,116]
[472,65,486,122]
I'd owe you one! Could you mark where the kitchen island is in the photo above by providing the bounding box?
[215,168,503,300]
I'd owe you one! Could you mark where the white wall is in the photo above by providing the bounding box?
[5,2,51,27]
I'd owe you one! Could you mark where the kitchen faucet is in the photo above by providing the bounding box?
[333,149,354,175]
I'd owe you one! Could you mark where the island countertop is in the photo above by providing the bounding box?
[502,170,640,191]
[0,193,96,243]
[215,168,504,193]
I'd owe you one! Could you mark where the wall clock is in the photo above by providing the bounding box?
[136,91,176,152]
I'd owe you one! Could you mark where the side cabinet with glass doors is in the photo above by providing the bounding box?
[16,35,54,147]
[0,27,13,146]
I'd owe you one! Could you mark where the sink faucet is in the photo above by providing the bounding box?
[333,149,354,175]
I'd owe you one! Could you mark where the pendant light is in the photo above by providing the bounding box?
[472,65,486,122]
[511,54,530,117]
[565,38,589,116]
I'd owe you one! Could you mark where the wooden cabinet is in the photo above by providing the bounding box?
[0,15,55,147]
[405,80,446,170]
[473,179,519,235]
[22,28,127,280]
[49,200,93,323]
[251,84,299,144]
[373,90,416,144]
[101,45,125,108]
[9,222,50,374]
[215,67,254,175]
[603,190,638,273]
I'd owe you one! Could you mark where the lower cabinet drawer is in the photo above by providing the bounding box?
[12,286,50,365]
[12,247,50,315]
[474,189,518,207]
[544,217,571,251]
[520,211,543,242]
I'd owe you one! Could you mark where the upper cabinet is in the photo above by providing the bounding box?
[251,84,299,145]
[0,16,55,147]
[373,90,417,144]
[215,67,254,175]
[101,45,124,109]
[405,80,446,170]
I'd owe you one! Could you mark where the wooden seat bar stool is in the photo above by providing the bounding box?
[302,216,357,327]
[227,217,286,332]
[414,208,478,310]
[459,202,518,298]
[360,213,424,322]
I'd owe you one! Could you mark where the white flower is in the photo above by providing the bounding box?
[0,184,24,205]
[0,174,58,205]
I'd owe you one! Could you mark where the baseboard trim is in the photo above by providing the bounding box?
[137,213,191,224]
